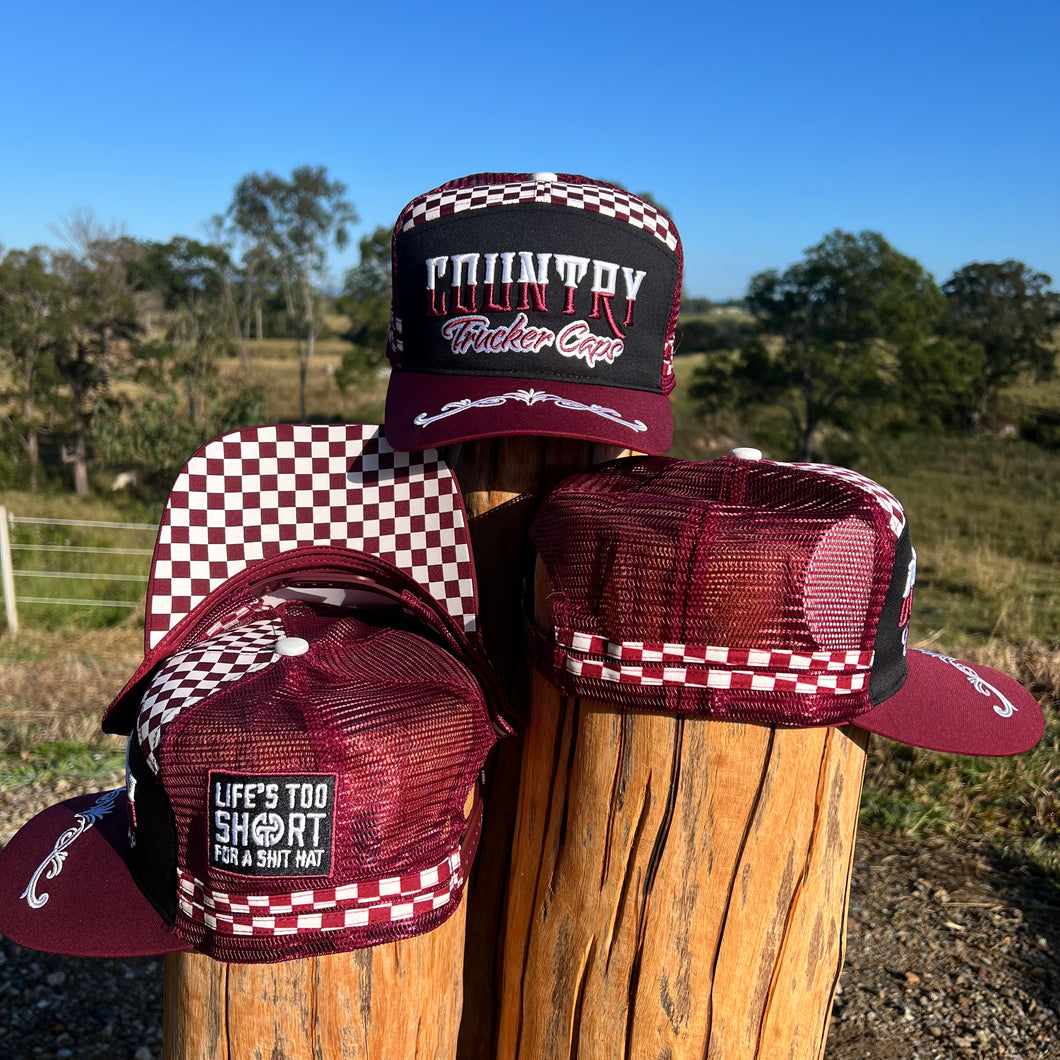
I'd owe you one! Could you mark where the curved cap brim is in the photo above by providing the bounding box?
[0,790,191,958]
[384,373,673,454]
[853,649,1044,756]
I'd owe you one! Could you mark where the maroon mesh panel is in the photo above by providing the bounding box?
[157,603,495,962]
[529,455,896,725]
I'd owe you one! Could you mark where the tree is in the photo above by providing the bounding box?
[691,230,943,460]
[939,261,1059,425]
[333,226,391,414]
[98,235,271,484]
[0,248,66,487]
[676,313,756,355]
[338,225,390,352]
[224,167,357,419]
[47,242,140,497]
[128,237,236,425]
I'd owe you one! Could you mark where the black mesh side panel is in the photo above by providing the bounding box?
[126,736,180,927]
[869,525,913,705]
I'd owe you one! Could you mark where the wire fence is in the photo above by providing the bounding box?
[0,507,157,633]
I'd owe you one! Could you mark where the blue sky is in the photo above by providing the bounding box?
[1,0,1056,300]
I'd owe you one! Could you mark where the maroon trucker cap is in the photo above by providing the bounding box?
[383,172,683,454]
[0,545,509,963]
[527,450,1044,756]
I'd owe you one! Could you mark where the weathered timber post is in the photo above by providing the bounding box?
[158,424,489,1060]
[493,558,870,1060]
[446,437,630,1060]
[159,433,624,1060]
[164,921,467,1060]
[438,410,869,1060]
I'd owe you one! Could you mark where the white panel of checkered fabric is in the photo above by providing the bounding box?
[774,461,907,539]
[176,849,462,935]
[396,178,681,253]
[144,424,478,648]
[137,616,283,772]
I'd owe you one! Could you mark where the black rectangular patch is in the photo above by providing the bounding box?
[208,772,335,877]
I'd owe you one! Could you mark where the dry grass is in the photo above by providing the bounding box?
[0,628,141,781]
[219,340,388,425]
[861,636,1060,874]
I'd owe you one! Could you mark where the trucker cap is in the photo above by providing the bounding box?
[0,422,512,961]
[0,545,507,962]
[526,450,1044,756]
[383,172,683,454]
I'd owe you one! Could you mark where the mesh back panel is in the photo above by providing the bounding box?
[530,456,895,724]
[156,603,495,961]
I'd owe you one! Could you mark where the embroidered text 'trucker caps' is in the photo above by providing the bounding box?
[383,172,683,454]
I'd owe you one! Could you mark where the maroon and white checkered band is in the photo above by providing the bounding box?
[396,178,681,253]
[776,461,907,539]
[557,630,875,673]
[176,850,462,936]
[137,617,283,772]
[145,424,478,648]
[562,656,871,694]
[555,629,873,694]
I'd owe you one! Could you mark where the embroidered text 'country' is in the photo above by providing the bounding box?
[425,252,647,339]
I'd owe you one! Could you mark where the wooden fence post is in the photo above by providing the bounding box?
[492,557,870,1060]
[445,437,630,1060]
[164,917,468,1060]
[0,506,19,634]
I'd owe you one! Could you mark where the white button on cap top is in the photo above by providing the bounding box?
[730,447,763,460]
[275,636,309,657]
[532,172,559,181]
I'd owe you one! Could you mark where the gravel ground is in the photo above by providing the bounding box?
[830,832,1059,1060]
[2,777,1057,1060]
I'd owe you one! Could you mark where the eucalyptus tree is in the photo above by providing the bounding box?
[939,261,1059,424]
[128,237,236,425]
[223,166,357,419]
[691,230,943,460]
[333,225,391,413]
[47,246,141,496]
[0,247,65,485]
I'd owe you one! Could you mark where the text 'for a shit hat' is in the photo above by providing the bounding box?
[0,425,510,963]
[384,172,683,454]
[528,449,1044,756]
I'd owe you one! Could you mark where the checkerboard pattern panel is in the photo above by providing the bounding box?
[145,425,478,648]
[396,176,681,253]
[176,849,462,936]
[553,628,873,694]
[137,616,282,771]
[557,630,875,672]
[778,461,907,539]
[562,655,871,694]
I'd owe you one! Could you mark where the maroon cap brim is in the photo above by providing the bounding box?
[384,372,673,454]
[853,649,1044,756]
[0,790,191,958]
